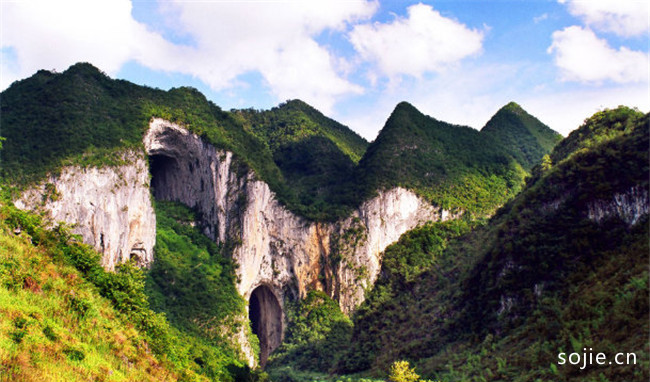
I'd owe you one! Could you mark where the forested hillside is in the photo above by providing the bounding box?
[481,102,562,170]
[355,101,559,215]
[335,107,648,381]
[0,190,268,381]
[5,63,642,382]
[1,63,559,221]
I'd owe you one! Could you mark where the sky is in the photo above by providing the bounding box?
[1,0,648,140]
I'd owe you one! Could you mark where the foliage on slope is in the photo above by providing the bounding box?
[549,105,644,164]
[0,192,270,381]
[266,291,353,380]
[481,102,562,170]
[0,63,283,212]
[234,100,368,220]
[0,191,186,381]
[236,99,368,163]
[145,200,267,381]
[355,102,531,215]
[336,108,649,381]
[2,64,559,222]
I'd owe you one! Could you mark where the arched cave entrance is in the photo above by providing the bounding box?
[149,154,180,201]
[249,285,283,367]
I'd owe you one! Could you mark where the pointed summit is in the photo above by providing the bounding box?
[355,102,527,213]
[481,102,562,170]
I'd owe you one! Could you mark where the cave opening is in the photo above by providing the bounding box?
[149,154,179,201]
[249,285,283,367]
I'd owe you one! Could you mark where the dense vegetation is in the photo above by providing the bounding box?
[253,107,647,382]
[6,63,643,382]
[266,291,354,381]
[235,100,368,163]
[335,107,649,381]
[0,191,268,381]
[355,102,539,215]
[1,63,559,221]
[235,100,369,220]
[146,200,266,381]
[481,102,562,170]
[0,63,282,214]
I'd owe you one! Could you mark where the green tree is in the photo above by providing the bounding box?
[541,154,552,171]
[388,361,420,382]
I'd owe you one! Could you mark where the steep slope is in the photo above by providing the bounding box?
[0,62,284,216]
[236,99,368,163]
[338,107,648,381]
[1,63,558,223]
[355,102,530,215]
[235,100,369,220]
[0,192,266,381]
[481,102,563,170]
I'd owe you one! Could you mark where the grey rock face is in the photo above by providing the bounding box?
[15,152,156,269]
[18,118,453,365]
[143,118,451,314]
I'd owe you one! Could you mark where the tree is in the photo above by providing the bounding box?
[541,154,552,171]
[388,361,420,382]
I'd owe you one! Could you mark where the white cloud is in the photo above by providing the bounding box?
[559,0,649,37]
[1,0,377,113]
[154,0,377,113]
[0,0,177,89]
[533,13,548,23]
[348,3,484,78]
[548,26,649,84]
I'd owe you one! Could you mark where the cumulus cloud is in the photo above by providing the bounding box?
[0,0,177,89]
[559,0,649,37]
[548,26,649,84]
[1,0,377,113]
[154,0,377,113]
[348,3,484,78]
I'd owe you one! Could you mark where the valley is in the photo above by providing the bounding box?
[0,63,647,382]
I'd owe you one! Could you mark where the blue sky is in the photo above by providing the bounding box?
[2,0,648,139]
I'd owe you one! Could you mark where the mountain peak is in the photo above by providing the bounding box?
[63,62,107,79]
[481,102,562,170]
[392,101,420,116]
[502,101,522,110]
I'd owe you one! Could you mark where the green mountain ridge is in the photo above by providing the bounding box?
[481,101,563,170]
[327,107,648,381]
[354,101,560,215]
[1,62,647,382]
[1,63,560,221]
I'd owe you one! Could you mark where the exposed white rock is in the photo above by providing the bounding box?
[143,119,453,313]
[15,152,156,269]
[588,185,649,226]
[18,118,455,366]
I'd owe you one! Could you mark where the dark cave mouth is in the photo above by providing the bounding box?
[148,154,179,200]
[249,285,283,367]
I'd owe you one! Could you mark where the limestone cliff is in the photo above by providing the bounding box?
[143,118,450,314]
[17,118,453,365]
[15,152,156,269]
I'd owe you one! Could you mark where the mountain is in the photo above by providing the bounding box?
[355,102,539,215]
[1,63,559,222]
[0,62,282,196]
[234,99,369,220]
[2,63,645,382]
[0,191,264,381]
[481,102,563,170]
[236,99,368,163]
[335,107,648,381]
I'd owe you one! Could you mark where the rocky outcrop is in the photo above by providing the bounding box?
[587,185,649,226]
[18,118,452,366]
[15,152,156,269]
[143,118,450,315]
